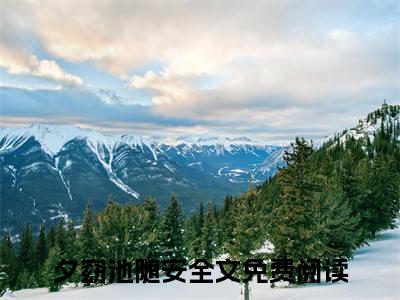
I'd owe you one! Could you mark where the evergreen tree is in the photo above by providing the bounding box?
[124,202,153,259]
[187,202,205,259]
[309,175,361,259]
[34,224,48,270]
[220,195,236,253]
[159,196,187,261]
[65,221,77,259]
[16,271,31,290]
[198,202,205,234]
[201,202,216,261]
[18,224,33,273]
[359,154,400,237]
[46,227,56,250]
[32,224,48,287]
[78,205,98,261]
[0,234,18,290]
[93,200,154,262]
[55,219,67,252]
[43,245,63,292]
[184,215,198,260]
[270,138,317,264]
[225,189,265,300]
[142,197,161,260]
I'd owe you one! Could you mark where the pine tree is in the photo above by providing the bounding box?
[225,189,265,300]
[34,224,48,270]
[309,175,361,259]
[201,202,216,261]
[220,195,236,253]
[65,221,77,259]
[95,201,133,261]
[159,196,187,261]
[46,227,56,250]
[0,234,18,290]
[17,271,30,290]
[44,245,63,292]
[187,202,205,259]
[270,138,317,264]
[198,202,204,234]
[360,154,400,237]
[124,203,154,260]
[55,219,67,252]
[18,224,33,274]
[32,224,48,287]
[142,197,161,260]
[78,205,98,261]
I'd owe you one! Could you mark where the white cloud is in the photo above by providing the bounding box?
[0,1,83,87]
[129,25,398,120]
[31,59,83,86]
[0,46,83,86]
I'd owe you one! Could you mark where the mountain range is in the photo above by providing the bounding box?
[0,125,286,234]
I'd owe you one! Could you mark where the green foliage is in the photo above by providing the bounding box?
[224,189,266,299]
[0,263,7,296]
[225,189,265,261]
[34,224,48,269]
[201,203,217,260]
[0,234,18,290]
[186,202,204,260]
[78,205,99,260]
[142,197,162,260]
[159,196,187,261]
[32,224,48,287]
[46,227,57,250]
[94,201,149,261]
[44,246,63,292]
[18,224,33,273]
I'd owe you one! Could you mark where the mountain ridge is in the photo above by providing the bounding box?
[0,124,286,234]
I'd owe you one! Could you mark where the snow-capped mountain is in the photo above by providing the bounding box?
[0,124,286,234]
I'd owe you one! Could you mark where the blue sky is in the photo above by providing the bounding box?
[0,0,399,141]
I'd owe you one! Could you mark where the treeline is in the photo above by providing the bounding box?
[0,196,187,292]
[0,190,266,293]
[1,104,399,294]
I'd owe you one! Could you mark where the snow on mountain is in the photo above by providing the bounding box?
[313,103,400,149]
[342,104,400,143]
[147,135,259,146]
[255,147,286,176]
[0,124,151,156]
[0,124,287,234]
[0,124,285,157]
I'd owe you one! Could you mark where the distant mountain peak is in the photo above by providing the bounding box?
[0,124,281,152]
[0,124,148,156]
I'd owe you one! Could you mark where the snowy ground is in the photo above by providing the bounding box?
[4,222,400,300]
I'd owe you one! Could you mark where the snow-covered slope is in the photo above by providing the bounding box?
[5,221,400,300]
[0,124,281,157]
[0,124,152,156]
[0,124,286,234]
[318,103,400,148]
[0,124,285,184]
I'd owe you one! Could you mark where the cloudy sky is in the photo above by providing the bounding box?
[0,0,399,142]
